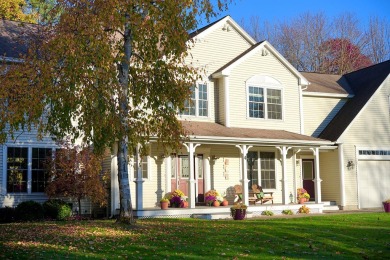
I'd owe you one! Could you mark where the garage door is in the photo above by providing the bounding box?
[358,160,390,208]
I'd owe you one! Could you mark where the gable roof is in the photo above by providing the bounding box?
[189,15,256,45]
[211,40,310,86]
[0,19,37,61]
[319,60,390,141]
[181,121,331,146]
[301,72,353,95]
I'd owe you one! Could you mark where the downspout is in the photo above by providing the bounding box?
[299,84,308,134]
[223,76,230,127]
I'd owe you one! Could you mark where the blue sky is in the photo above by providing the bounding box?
[205,0,390,28]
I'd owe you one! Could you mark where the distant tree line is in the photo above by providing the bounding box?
[240,12,390,74]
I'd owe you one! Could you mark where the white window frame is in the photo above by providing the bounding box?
[131,155,151,181]
[246,75,284,120]
[246,149,278,191]
[180,82,209,118]
[2,144,56,195]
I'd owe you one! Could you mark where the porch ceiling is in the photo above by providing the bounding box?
[181,121,333,146]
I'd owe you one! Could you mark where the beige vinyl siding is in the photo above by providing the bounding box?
[303,96,347,137]
[339,76,390,208]
[183,23,252,124]
[228,49,301,132]
[187,23,252,76]
[319,150,340,203]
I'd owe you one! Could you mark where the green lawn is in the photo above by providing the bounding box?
[1,213,389,259]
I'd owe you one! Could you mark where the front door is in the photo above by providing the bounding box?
[302,159,315,200]
[171,155,204,202]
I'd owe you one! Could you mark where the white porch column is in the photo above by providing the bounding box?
[204,156,211,193]
[311,147,322,203]
[134,144,144,210]
[276,146,291,205]
[236,144,252,206]
[110,142,119,216]
[337,143,346,208]
[183,142,200,208]
[223,76,230,127]
[165,156,172,196]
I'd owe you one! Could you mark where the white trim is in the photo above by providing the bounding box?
[211,41,309,86]
[191,16,256,45]
[299,85,305,134]
[223,76,230,127]
[303,92,354,98]
[179,82,210,119]
[245,75,284,121]
[338,143,346,207]
[187,135,332,146]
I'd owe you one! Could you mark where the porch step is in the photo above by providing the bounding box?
[323,201,339,211]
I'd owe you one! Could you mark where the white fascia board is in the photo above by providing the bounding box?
[303,92,354,98]
[211,41,309,86]
[263,42,309,86]
[187,135,333,146]
[191,16,256,45]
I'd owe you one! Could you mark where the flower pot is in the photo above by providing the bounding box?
[160,201,169,210]
[383,202,390,213]
[221,200,228,206]
[299,198,306,204]
[180,201,188,208]
[232,209,246,220]
[213,201,220,207]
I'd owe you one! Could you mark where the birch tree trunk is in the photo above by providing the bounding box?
[117,14,134,223]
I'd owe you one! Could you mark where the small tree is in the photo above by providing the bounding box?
[45,142,108,216]
[319,38,372,74]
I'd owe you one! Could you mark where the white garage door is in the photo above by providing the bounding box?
[358,160,390,208]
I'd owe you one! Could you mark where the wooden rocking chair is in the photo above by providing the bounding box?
[234,184,243,202]
[252,184,274,204]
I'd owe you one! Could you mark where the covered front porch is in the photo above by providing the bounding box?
[110,122,335,217]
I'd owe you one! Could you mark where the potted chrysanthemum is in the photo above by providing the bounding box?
[230,203,247,220]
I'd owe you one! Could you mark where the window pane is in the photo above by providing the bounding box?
[267,89,282,119]
[171,156,176,178]
[197,156,203,179]
[180,157,189,178]
[260,152,275,189]
[32,148,52,192]
[246,151,258,190]
[248,86,264,118]
[134,156,148,179]
[198,84,208,117]
[180,85,196,115]
[7,147,28,193]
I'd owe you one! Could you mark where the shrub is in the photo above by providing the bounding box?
[43,199,72,220]
[0,207,16,223]
[298,205,310,214]
[15,201,44,221]
[261,210,274,216]
[282,209,294,215]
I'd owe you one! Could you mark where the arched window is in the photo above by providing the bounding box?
[246,75,283,120]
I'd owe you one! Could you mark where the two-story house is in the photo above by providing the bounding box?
[1,16,389,218]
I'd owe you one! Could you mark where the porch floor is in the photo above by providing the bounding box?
[134,202,333,219]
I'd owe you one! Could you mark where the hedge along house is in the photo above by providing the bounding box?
[1,17,390,218]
